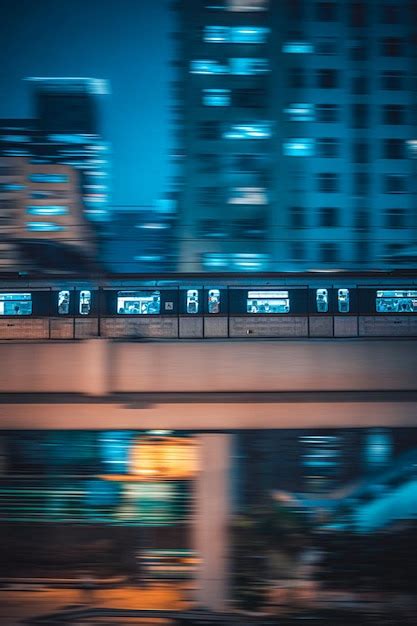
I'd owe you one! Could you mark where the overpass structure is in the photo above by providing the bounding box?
[1,337,417,610]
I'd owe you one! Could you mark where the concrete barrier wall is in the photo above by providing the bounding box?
[0,339,416,394]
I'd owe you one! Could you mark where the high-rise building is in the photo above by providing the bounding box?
[173,0,417,271]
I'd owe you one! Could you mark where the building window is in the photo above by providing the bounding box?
[204,25,269,43]
[26,222,64,232]
[316,289,329,313]
[384,208,407,229]
[320,243,339,263]
[228,187,267,204]
[117,291,160,315]
[380,4,401,24]
[283,138,314,156]
[26,206,68,216]
[208,289,221,314]
[290,241,305,261]
[233,87,267,108]
[316,2,338,21]
[285,103,315,121]
[316,104,339,122]
[191,59,228,74]
[223,122,271,139]
[186,289,199,314]
[349,2,367,27]
[383,139,404,159]
[351,103,368,128]
[29,174,68,183]
[199,219,226,238]
[197,187,224,207]
[0,293,32,316]
[355,209,369,232]
[203,88,230,106]
[407,140,417,159]
[317,69,339,88]
[384,175,407,194]
[205,0,268,11]
[289,68,306,88]
[352,142,369,163]
[318,173,339,193]
[79,291,92,315]
[283,41,314,54]
[351,74,367,95]
[381,37,404,57]
[199,121,221,140]
[350,38,369,61]
[58,290,70,315]
[229,58,269,74]
[338,289,350,313]
[381,71,405,91]
[316,37,338,55]
[319,206,339,227]
[290,206,306,228]
[383,105,406,125]
[234,217,266,239]
[353,172,369,196]
[247,290,290,314]
[376,290,417,313]
[317,137,339,158]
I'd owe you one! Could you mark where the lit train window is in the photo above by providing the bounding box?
[58,290,70,315]
[247,290,290,313]
[208,289,220,314]
[316,288,329,313]
[337,289,350,313]
[186,289,199,314]
[79,290,91,315]
[0,293,32,315]
[117,291,160,315]
[376,290,417,313]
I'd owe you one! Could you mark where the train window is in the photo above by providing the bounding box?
[186,289,199,314]
[208,289,220,314]
[0,293,32,315]
[376,290,417,313]
[117,291,161,315]
[79,290,91,315]
[316,288,329,313]
[247,290,290,313]
[58,290,70,315]
[337,289,350,313]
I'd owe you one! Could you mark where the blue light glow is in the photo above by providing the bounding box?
[283,138,315,156]
[29,174,69,183]
[26,222,65,232]
[282,41,314,54]
[26,206,69,216]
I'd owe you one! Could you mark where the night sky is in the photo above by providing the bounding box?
[0,0,174,207]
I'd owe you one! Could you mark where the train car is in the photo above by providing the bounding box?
[0,273,416,340]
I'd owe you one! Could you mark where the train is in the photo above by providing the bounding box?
[0,272,417,339]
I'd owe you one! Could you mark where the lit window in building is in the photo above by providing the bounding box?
[247,290,290,314]
[79,291,92,315]
[117,291,160,315]
[285,103,315,121]
[316,289,329,313]
[26,206,68,216]
[0,293,32,316]
[376,290,417,313]
[203,88,230,106]
[190,59,228,74]
[228,187,267,204]
[224,122,271,139]
[186,289,199,314]
[204,25,269,43]
[406,140,417,159]
[282,41,313,54]
[58,290,70,315]
[230,58,269,74]
[26,222,64,232]
[283,139,314,157]
[29,174,69,183]
[206,0,268,10]
[337,289,350,313]
[208,289,221,314]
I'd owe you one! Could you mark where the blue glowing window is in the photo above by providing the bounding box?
[26,206,68,216]
[117,291,160,315]
[283,139,314,156]
[282,41,314,54]
[285,103,315,121]
[247,290,290,314]
[26,222,64,232]
[203,88,231,106]
[230,58,269,74]
[338,289,350,313]
[206,0,268,10]
[224,122,272,139]
[316,289,329,313]
[208,289,221,314]
[191,59,228,74]
[0,293,32,316]
[186,289,199,314]
[58,290,70,315]
[29,174,69,183]
[1,134,29,142]
[204,25,269,43]
[376,290,417,313]
[0,184,25,191]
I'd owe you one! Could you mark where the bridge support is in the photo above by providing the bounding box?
[194,434,231,611]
